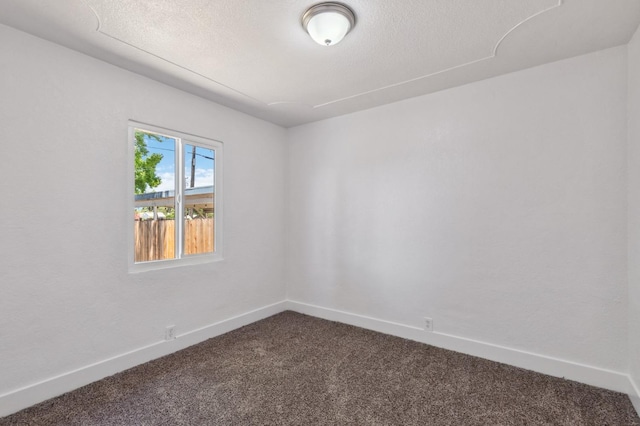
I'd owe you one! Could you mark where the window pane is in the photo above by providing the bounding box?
[134,130,177,262]
[183,144,215,255]
[134,206,176,262]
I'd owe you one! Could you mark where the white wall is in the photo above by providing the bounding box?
[0,24,286,400]
[628,24,640,409]
[288,46,629,373]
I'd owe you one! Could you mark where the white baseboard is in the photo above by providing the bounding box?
[0,301,288,418]
[3,300,638,418]
[630,376,640,416]
[285,300,632,396]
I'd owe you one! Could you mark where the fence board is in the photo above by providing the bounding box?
[134,218,214,262]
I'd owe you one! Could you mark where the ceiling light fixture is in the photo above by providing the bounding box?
[302,2,356,46]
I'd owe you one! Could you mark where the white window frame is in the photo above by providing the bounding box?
[127,121,223,273]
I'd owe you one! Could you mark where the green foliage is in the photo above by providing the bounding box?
[159,207,175,219]
[135,131,163,194]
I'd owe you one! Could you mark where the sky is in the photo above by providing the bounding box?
[145,134,215,193]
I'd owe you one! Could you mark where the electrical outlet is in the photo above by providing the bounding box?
[165,325,176,341]
[424,317,433,332]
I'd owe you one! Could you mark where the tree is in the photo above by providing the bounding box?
[134,131,163,194]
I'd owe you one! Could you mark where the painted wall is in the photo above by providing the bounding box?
[0,24,287,396]
[628,23,640,404]
[287,46,629,372]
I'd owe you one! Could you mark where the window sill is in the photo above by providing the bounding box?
[128,253,223,274]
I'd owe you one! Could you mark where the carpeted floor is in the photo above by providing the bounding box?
[2,311,639,425]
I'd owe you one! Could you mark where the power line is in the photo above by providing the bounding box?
[148,146,214,160]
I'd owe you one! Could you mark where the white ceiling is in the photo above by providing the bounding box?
[1,1,640,127]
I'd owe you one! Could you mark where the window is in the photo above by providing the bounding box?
[128,121,223,271]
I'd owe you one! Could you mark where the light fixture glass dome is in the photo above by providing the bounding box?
[302,3,356,46]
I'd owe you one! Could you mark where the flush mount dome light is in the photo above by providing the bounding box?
[302,2,356,46]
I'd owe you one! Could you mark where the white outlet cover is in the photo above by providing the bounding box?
[165,326,176,341]
[424,317,433,332]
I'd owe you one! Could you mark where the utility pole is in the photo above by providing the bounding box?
[190,146,196,188]
[189,146,197,218]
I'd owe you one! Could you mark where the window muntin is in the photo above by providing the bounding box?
[129,122,222,271]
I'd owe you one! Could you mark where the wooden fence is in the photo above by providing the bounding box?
[134,218,214,262]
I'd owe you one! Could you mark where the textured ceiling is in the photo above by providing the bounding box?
[1,1,640,127]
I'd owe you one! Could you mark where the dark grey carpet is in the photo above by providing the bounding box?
[2,311,638,425]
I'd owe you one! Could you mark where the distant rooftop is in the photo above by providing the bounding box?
[135,185,214,212]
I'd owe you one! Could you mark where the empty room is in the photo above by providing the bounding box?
[1,0,640,424]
